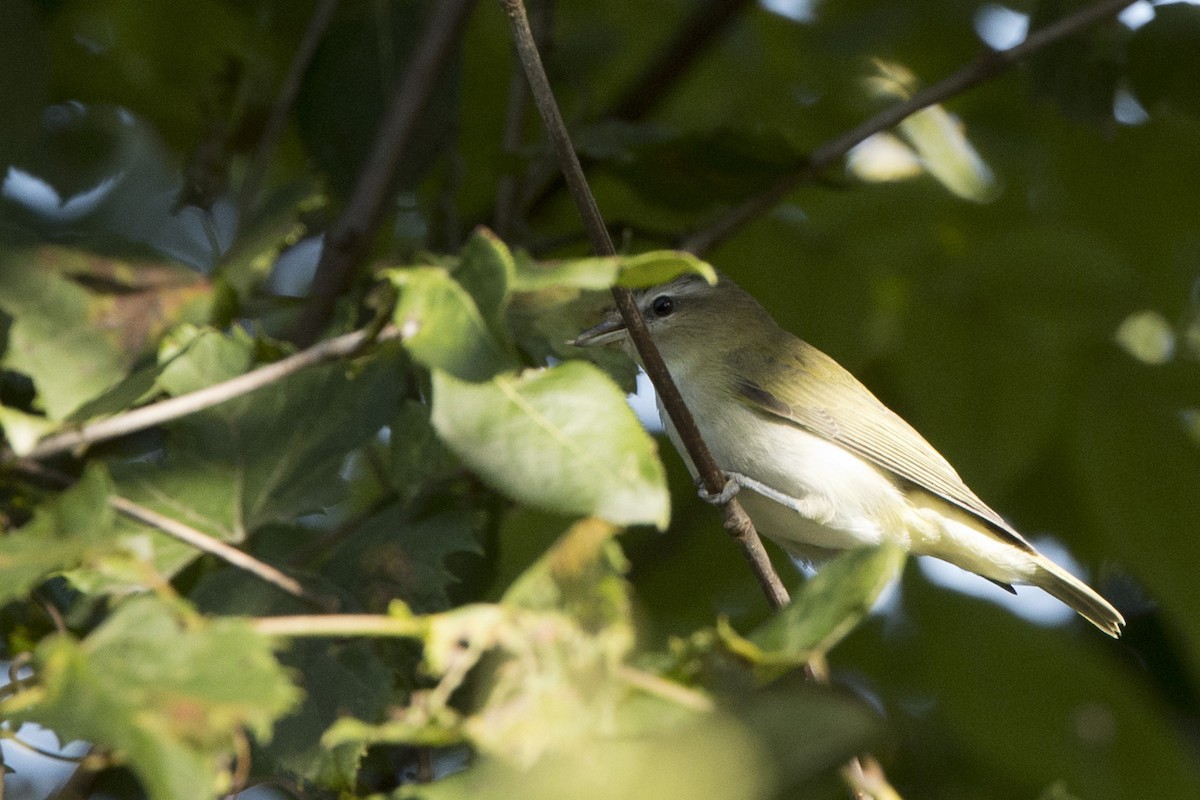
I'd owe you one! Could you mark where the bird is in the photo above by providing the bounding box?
[572,273,1124,637]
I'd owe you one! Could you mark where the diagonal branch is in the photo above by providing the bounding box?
[498,0,788,607]
[290,0,478,347]
[680,0,1139,256]
[9,461,322,606]
[14,326,402,462]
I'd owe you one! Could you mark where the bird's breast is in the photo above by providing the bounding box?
[659,383,912,554]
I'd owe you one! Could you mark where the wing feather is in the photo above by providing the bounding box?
[731,340,1033,552]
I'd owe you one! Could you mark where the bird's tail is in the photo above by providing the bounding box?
[1032,557,1124,638]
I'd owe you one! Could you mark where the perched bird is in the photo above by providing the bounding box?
[573,274,1124,637]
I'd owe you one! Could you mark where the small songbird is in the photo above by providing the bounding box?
[573,273,1124,637]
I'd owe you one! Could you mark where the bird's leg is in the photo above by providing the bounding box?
[698,471,811,514]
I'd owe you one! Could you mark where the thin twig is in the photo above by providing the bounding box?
[251,613,423,638]
[290,0,478,347]
[237,0,341,229]
[680,0,1138,255]
[16,326,401,462]
[9,461,321,606]
[499,0,790,609]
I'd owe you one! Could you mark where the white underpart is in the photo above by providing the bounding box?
[658,381,1042,585]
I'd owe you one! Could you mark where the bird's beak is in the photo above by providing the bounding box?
[569,311,628,347]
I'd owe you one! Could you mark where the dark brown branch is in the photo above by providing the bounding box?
[237,0,341,230]
[680,0,1139,256]
[498,0,789,609]
[290,0,478,347]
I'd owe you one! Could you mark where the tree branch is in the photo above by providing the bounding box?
[15,326,402,462]
[498,0,789,607]
[680,0,1139,256]
[8,461,322,607]
[290,0,478,347]
[237,0,341,230]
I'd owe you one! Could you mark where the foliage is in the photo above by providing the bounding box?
[2,1,1200,799]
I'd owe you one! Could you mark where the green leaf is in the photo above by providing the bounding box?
[0,465,117,604]
[156,325,255,396]
[1,597,300,800]
[387,266,516,382]
[453,227,516,341]
[0,251,129,419]
[1127,3,1200,117]
[511,249,715,292]
[665,546,904,684]
[106,350,403,581]
[865,60,998,202]
[747,545,905,672]
[431,363,669,528]
[616,251,718,288]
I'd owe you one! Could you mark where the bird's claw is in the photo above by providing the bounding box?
[698,473,745,505]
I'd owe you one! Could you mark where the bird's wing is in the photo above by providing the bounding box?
[730,340,1034,552]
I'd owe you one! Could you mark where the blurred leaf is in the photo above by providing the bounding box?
[616,251,718,287]
[511,249,715,292]
[866,59,998,201]
[453,227,515,342]
[389,712,774,800]
[156,325,255,396]
[431,363,669,528]
[1127,3,1200,117]
[0,465,117,604]
[0,250,128,419]
[1,596,300,800]
[747,545,905,675]
[666,546,904,685]
[388,266,516,382]
[46,0,272,150]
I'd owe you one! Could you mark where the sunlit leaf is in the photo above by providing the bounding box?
[387,266,516,382]
[431,363,669,528]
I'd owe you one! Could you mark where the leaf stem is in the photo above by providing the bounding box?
[680,0,1139,255]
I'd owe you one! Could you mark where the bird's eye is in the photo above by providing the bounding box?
[650,295,675,318]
